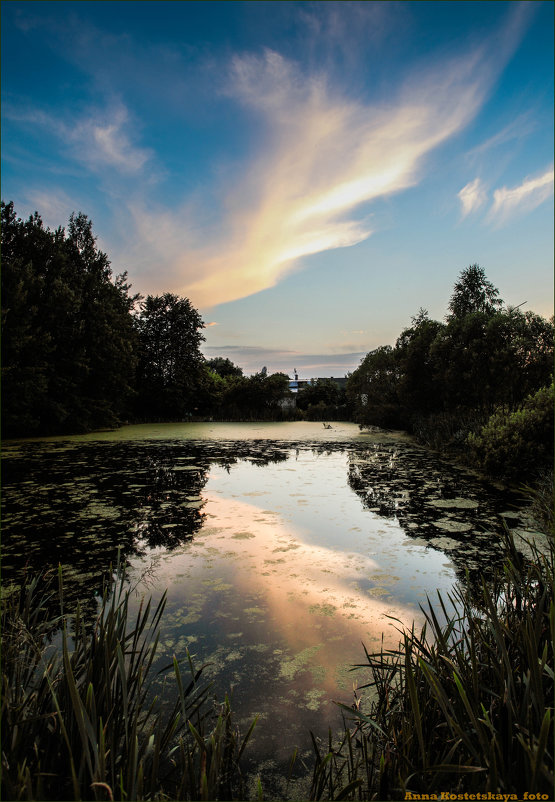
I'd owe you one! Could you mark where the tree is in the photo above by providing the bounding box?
[467,382,554,480]
[296,379,341,412]
[395,312,444,422]
[134,293,206,419]
[1,202,137,435]
[447,264,503,319]
[347,346,402,428]
[206,357,243,379]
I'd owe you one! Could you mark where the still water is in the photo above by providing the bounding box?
[1,422,537,786]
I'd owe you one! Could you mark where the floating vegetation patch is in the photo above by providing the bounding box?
[309,602,337,617]
[279,645,323,681]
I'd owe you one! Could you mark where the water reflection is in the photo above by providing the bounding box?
[1,440,290,601]
[1,429,537,774]
[346,443,517,583]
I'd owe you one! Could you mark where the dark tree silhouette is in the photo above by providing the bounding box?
[447,264,503,319]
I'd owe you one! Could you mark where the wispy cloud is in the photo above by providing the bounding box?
[488,166,554,224]
[5,101,152,175]
[465,112,537,161]
[171,33,517,307]
[72,106,151,174]
[458,177,487,218]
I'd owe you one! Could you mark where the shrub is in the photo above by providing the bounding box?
[467,383,554,481]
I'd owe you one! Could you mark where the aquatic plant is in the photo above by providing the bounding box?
[309,527,554,800]
[1,565,256,801]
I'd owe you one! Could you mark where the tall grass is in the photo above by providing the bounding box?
[309,527,554,800]
[1,566,256,801]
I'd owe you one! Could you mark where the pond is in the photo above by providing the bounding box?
[1,421,539,794]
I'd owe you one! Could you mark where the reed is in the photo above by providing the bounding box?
[309,527,554,800]
[1,565,256,801]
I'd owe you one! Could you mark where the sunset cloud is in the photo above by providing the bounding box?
[489,166,554,224]
[171,22,523,307]
[4,2,535,313]
[458,177,487,218]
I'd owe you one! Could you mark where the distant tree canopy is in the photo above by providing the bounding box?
[205,370,292,420]
[1,202,138,435]
[206,357,243,379]
[1,202,297,433]
[347,264,553,478]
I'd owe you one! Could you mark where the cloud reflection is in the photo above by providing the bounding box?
[157,492,425,695]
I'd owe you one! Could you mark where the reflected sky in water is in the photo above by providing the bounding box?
[132,452,448,764]
[1,424,537,774]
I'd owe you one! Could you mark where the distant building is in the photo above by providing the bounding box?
[288,375,347,393]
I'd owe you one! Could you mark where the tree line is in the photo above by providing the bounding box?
[346,264,554,480]
[1,202,294,436]
[2,203,553,482]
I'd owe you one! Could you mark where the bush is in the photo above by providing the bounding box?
[467,383,554,481]
[410,408,487,451]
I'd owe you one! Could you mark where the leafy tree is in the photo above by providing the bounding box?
[347,346,402,427]
[431,311,498,414]
[447,264,503,319]
[215,371,291,420]
[296,379,341,412]
[206,357,243,379]
[481,309,554,411]
[1,201,137,435]
[431,306,554,418]
[134,293,206,419]
[395,310,444,421]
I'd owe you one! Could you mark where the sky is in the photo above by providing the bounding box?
[1,1,553,377]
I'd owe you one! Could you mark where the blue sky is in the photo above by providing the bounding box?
[2,1,553,377]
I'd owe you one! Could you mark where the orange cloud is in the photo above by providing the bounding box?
[175,46,512,307]
[120,6,529,306]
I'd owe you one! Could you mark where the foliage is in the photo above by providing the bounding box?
[134,293,206,420]
[206,357,243,379]
[467,383,554,481]
[216,371,292,420]
[296,379,350,421]
[0,566,256,801]
[395,311,444,422]
[1,202,138,435]
[309,528,554,800]
[346,346,402,428]
[348,265,553,464]
[447,263,503,319]
[296,379,341,411]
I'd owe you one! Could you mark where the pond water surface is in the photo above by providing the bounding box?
[1,422,538,793]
